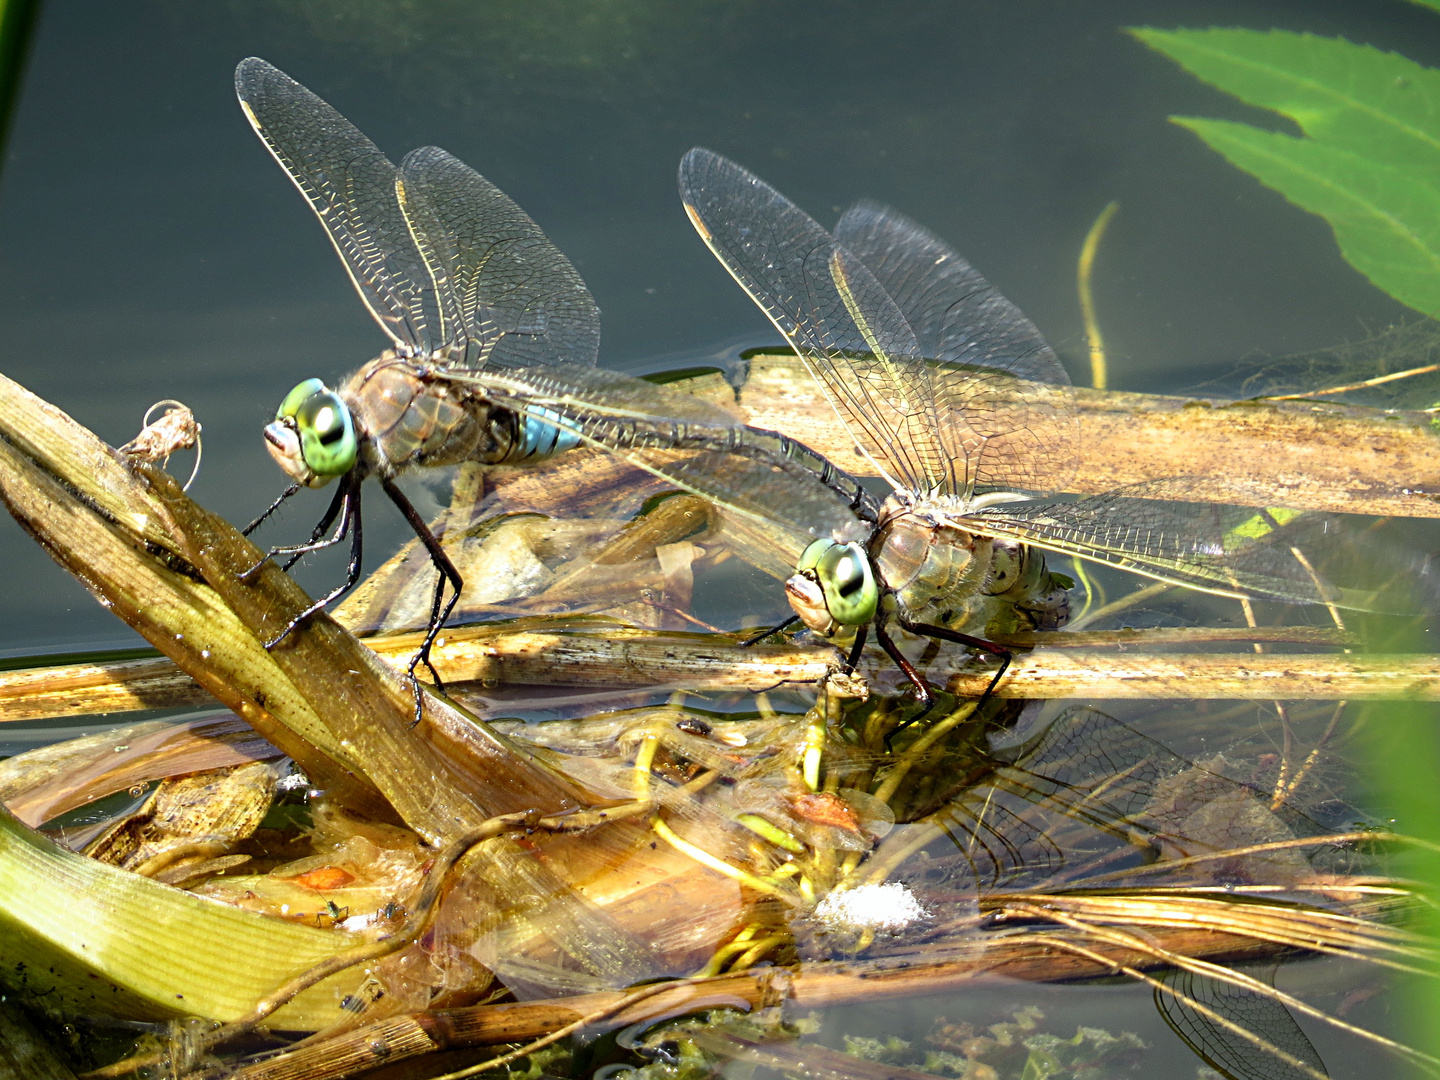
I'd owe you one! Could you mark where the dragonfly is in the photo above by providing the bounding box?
[234,60,865,716]
[671,148,1381,724]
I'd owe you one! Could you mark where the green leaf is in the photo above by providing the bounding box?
[1132,29,1440,177]
[1176,116,1440,319]
[1133,26,1440,319]
[1406,0,1440,14]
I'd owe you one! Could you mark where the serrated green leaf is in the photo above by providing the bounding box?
[1135,24,1440,319]
[1132,28,1440,176]
[1175,116,1440,319]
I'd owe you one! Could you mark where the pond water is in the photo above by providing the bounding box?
[0,0,1435,1076]
[0,0,1432,652]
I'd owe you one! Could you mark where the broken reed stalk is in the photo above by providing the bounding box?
[679,353,1440,520]
[0,369,591,841]
[0,623,1428,724]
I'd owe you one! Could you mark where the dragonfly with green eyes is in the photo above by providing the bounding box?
[668,148,1383,723]
[235,61,870,715]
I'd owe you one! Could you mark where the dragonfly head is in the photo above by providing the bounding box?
[786,539,878,634]
[265,378,357,488]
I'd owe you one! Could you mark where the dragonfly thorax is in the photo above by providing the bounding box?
[873,503,994,624]
[340,356,495,476]
[341,354,582,476]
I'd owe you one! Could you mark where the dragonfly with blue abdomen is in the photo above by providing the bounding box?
[235,60,870,715]
[667,148,1388,727]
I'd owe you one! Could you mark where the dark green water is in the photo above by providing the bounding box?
[0,1,1433,1074]
[0,0,1430,650]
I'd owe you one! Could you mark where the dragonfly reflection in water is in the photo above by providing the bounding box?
[673,149,1383,725]
[233,61,859,714]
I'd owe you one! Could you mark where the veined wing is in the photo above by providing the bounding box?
[962,478,1390,610]
[235,58,439,353]
[397,146,601,369]
[447,364,873,549]
[680,148,958,499]
[450,363,742,429]
[834,201,1079,495]
[639,448,873,554]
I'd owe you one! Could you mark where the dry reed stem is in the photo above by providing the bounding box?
[685,354,1440,519]
[0,626,1425,724]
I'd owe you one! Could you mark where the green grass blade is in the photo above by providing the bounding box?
[0,802,358,1026]
[1174,117,1440,319]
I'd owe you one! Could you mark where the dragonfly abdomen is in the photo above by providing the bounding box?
[505,406,582,462]
[987,539,1071,631]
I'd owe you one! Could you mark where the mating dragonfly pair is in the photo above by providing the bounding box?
[237,58,1366,724]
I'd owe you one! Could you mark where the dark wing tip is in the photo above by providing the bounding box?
[678,146,717,195]
[235,57,283,99]
[399,145,458,171]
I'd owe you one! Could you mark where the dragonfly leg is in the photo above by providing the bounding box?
[263,477,364,648]
[381,478,463,726]
[842,623,869,674]
[242,482,301,536]
[281,481,351,572]
[739,615,799,648]
[241,480,350,581]
[873,618,938,749]
[899,618,1013,707]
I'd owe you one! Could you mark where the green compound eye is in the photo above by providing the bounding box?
[797,538,832,574]
[293,388,357,477]
[277,378,327,421]
[797,539,877,626]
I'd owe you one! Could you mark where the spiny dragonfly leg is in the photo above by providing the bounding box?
[241,479,349,581]
[263,478,364,649]
[382,478,463,726]
[739,615,799,648]
[842,623,869,674]
[900,617,1013,709]
[873,617,937,751]
[242,482,301,536]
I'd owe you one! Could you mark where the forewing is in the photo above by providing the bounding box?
[963,478,1391,610]
[447,364,870,552]
[235,58,438,352]
[398,147,601,368]
[835,201,1078,494]
[641,449,873,556]
[450,364,741,428]
[679,148,958,497]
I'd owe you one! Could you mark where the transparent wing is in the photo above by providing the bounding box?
[1157,965,1330,1080]
[680,148,957,497]
[932,707,1338,892]
[447,365,872,549]
[398,146,601,369]
[962,478,1389,610]
[834,201,1079,494]
[448,364,741,428]
[639,449,873,553]
[235,58,438,353]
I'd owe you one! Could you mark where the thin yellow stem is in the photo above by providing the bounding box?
[1263,361,1440,400]
[650,815,802,906]
[872,701,978,807]
[1078,200,1120,391]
